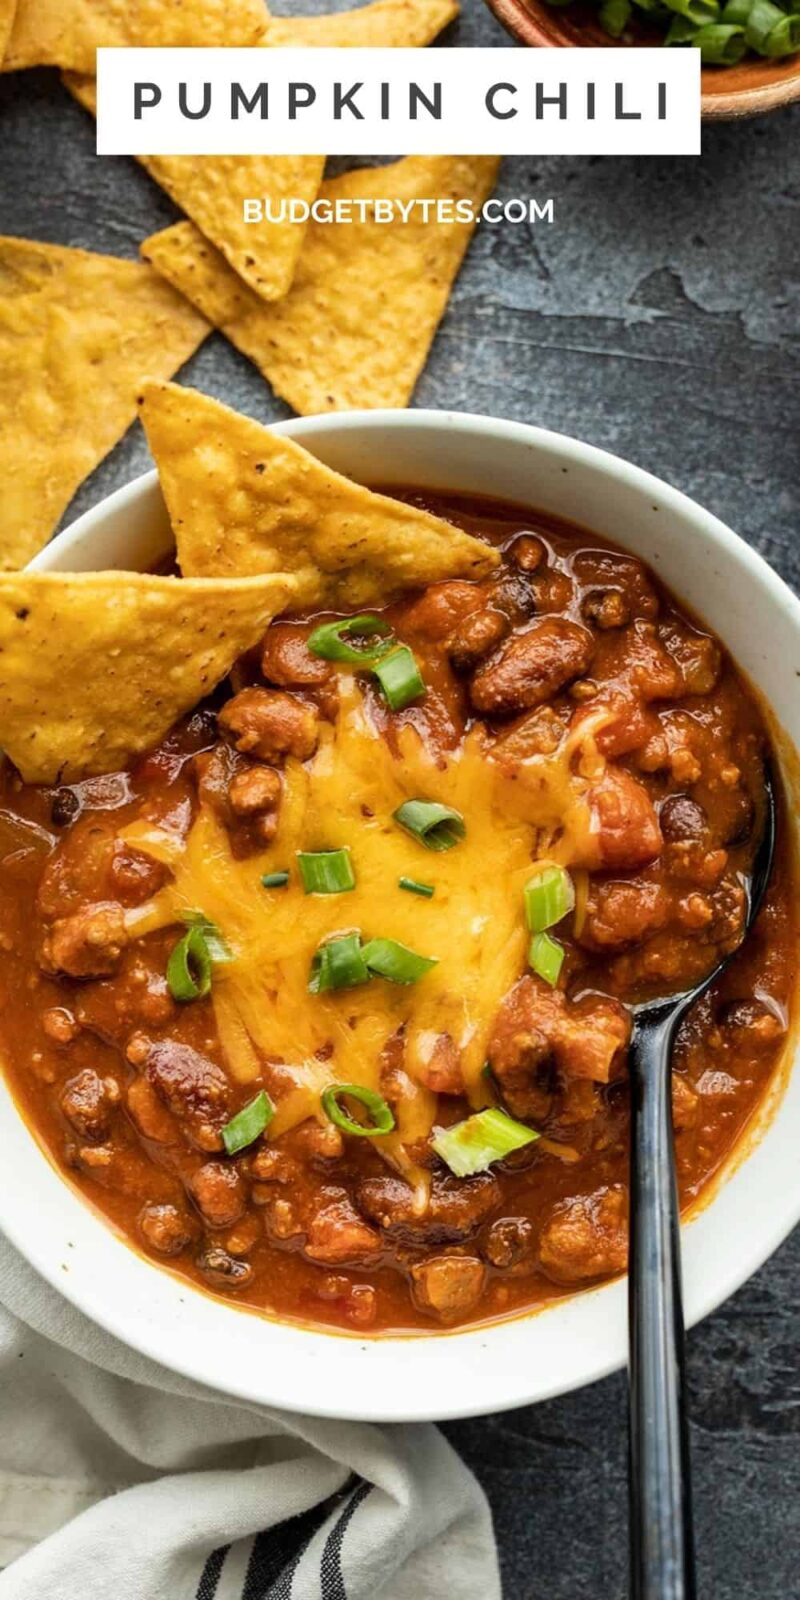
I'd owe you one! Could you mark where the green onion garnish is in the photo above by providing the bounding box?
[321,1083,395,1137]
[221,1089,274,1155]
[524,863,575,934]
[529,931,565,987]
[372,645,425,711]
[297,848,355,895]
[307,613,393,664]
[166,925,213,1002]
[261,870,290,889]
[393,799,466,852]
[398,876,435,898]
[308,932,370,994]
[182,912,232,965]
[432,1108,539,1177]
[362,937,438,985]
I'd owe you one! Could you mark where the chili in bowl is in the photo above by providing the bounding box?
[0,403,797,1420]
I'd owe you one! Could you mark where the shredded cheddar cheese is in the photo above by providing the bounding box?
[122,681,602,1181]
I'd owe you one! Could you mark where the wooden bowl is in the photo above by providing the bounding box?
[484,0,800,118]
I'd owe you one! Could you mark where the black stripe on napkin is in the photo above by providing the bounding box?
[196,1543,230,1600]
[319,1480,372,1600]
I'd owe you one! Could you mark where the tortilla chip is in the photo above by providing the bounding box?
[0,570,297,782]
[139,381,500,606]
[66,74,324,306]
[64,0,457,305]
[0,0,17,60]
[143,156,501,416]
[3,0,267,73]
[265,0,458,46]
[0,236,209,571]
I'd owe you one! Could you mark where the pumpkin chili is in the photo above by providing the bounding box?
[0,491,795,1334]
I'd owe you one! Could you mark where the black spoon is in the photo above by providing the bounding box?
[628,764,777,1600]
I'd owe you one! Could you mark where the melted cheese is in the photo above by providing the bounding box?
[122,682,601,1171]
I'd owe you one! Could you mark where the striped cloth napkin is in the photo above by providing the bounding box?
[0,1235,499,1600]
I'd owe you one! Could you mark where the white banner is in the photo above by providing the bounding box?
[96,47,701,158]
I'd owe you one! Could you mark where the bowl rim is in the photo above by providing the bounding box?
[8,405,800,1422]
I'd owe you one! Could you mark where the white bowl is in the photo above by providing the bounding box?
[6,408,799,1422]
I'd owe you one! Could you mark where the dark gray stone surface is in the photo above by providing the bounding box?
[1,3,798,1595]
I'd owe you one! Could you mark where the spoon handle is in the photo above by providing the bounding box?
[628,1009,697,1600]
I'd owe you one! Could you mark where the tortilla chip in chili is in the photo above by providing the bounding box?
[0,570,297,782]
[0,236,209,571]
[138,382,499,605]
[3,0,267,73]
[142,156,501,416]
[64,0,458,305]
[264,0,458,46]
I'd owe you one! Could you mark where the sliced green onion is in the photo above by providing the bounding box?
[372,645,425,711]
[261,870,290,889]
[663,0,720,24]
[297,848,355,895]
[321,1083,395,1137]
[432,1108,539,1177]
[529,931,565,987]
[694,19,748,55]
[307,613,393,665]
[762,10,800,49]
[744,0,789,45]
[393,799,466,852]
[599,0,632,32]
[308,932,370,994]
[524,864,575,934]
[361,936,438,985]
[398,876,435,898]
[167,925,213,1002]
[182,912,232,965]
[221,1089,274,1154]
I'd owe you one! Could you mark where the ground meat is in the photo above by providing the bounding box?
[143,1039,230,1149]
[304,1195,382,1264]
[42,1007,80,1045]
[470,618,594,716]
[672,1074,699,1130]
[660,625,722,696]
[227,765,281,821]
[290,1122,345,1163]
[578,692,660,760]
[581,766,663,872]
[195,1244,253,1288]
[139,1202,193,1257]
[483,1216,536,1272]
[539,1185,628,1284]
[357,1170,499,1246]
[218,688,319,763]
[188,1162,245,1229]
[579,880,672,952]
[448,608,509,673]
[487,977,631,1118]
[60,1068,116,1143]
[411,1255,487,1320]
[582,588,631,631]
[40,902,128,979]
[717,998,785,1048]
[248,1146,298,1185]
[261,624,334,687]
